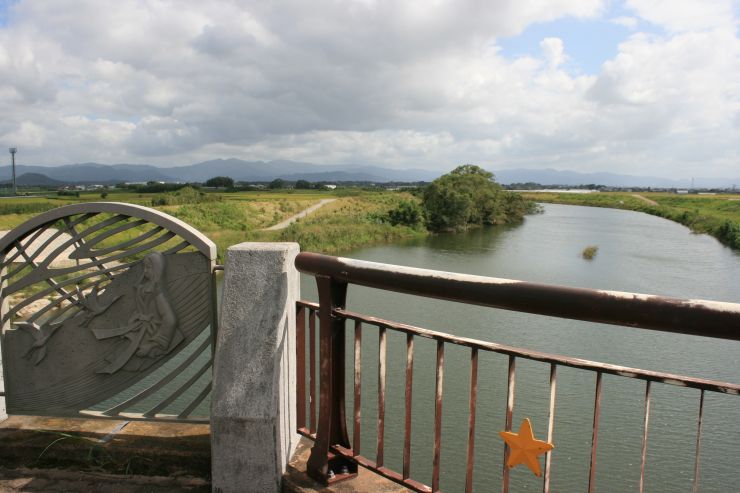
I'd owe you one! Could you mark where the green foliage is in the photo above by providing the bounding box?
[0,201,57,215]
[100,192,108,199]
[295,179,311,189]
[386,199,424,227]
[150,186,219,206]
[57,190,80,197]
[127,182,191,193]
[205,176,234,188]
[423,164,533,231]
[170,202,248,231]
[269,178,285,189]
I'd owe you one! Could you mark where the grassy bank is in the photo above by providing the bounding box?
[522,192,740,250]
[0,190,428,259]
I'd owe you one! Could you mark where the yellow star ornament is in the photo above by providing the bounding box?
[499,418,554,477]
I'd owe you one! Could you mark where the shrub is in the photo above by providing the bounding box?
[387,199,423,228]
[582,245,598,260]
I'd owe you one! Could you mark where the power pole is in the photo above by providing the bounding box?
[9,147,17,196]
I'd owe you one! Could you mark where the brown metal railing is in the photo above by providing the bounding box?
[294,252,740,492]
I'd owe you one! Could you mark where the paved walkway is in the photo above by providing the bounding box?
[263,199,336,231]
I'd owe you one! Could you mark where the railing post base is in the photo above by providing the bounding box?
[306,274,356,485]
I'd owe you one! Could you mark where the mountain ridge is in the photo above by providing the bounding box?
[0,160,736,188]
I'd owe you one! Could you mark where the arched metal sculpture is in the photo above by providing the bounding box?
[0,202,217,422]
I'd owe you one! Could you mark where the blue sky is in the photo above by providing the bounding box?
[497,2,664,75]
[0,0,15,27]
[0,0,738,179]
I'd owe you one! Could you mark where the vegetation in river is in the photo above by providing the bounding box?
[423,165,538,232]
[582,245,598,260]
[522,192,740,251]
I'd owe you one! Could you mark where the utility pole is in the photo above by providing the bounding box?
[9,147,17,196]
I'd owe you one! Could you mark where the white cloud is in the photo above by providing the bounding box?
[625,0,736,32]
[540,37,566,68]
[0,0,737,179]
[610,16,638,30]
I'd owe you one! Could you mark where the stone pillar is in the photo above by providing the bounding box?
[211,242,300,493]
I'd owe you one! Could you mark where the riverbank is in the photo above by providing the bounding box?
[0,190,429,259]
[521,191,740,250]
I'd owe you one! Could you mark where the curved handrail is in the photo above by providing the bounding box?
[295,252,740,341]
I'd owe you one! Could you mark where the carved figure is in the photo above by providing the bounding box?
[93,252,182,374]
[16,321,63,365]
[77,285,122,327]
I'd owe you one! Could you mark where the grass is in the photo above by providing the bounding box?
[522,192,740,251]
[0,189,429,259]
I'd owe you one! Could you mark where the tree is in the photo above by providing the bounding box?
[387,199,423,227]
[423,164,527,231]
[295,179,311,189]
[206,176,234,188]
[269,178,285,189]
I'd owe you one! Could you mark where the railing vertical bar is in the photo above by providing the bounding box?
[432,340,445,493]
[403,333,415,480]
[296,305,307,431]
[309,309,317,435]
[377,325,387,467]
[543,363,557,493]
[587,371,603,493]
[502,355,516,493]
[693,389,705,493]
[353,320,362,456]
[464,347,479,493]
[639,380,652,493]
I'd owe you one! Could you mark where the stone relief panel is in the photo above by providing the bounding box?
[0,204,215,417]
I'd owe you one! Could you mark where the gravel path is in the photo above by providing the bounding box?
[631,194,659,206]
[262,198,336,231]
[0,228,77,267]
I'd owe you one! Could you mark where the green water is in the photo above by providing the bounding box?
[300,204,740,492]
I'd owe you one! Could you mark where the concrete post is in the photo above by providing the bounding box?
[211,242,300,493]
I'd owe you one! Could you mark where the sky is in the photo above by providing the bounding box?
[0,0,739,179]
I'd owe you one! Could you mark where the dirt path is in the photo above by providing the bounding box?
[262,198,336,231]
[631,194,659,206]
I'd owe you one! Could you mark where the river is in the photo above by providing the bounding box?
[300,203,740,492]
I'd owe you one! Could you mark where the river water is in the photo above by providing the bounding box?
[300,204,740,492]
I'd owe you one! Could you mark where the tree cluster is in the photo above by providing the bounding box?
[422,165,535,232]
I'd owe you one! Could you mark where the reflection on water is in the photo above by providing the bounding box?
[302,204,740,492]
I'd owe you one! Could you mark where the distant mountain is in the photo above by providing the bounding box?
[0,172,63,186]
[0,159,439,184]
[492,168,739,189]
[0,160,736,188]
[165,159,439,182]
[0,163,173,184]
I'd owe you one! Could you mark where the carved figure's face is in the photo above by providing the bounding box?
[143,257,154,279]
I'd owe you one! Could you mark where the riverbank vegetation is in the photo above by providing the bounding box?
[582,245,598,260]
[523,192,740,250]
[423,165,539,231]
[0,167,539,258]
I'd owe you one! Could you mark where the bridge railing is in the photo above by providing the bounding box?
[294,252,740,493]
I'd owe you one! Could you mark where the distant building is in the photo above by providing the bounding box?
[324,184,337,190]
[676,189,689,194]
